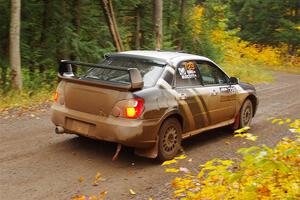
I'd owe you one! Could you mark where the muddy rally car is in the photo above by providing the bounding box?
[51,51,258,161]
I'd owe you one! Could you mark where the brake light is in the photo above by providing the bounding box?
[126,107,136,118]
[53,91,59,102]
[112,98,144,119]
[125,98,144,119]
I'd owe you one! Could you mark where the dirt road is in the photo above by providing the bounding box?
[1,72,299,200]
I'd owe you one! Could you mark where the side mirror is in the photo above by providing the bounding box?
[229,77,239,85]
[129,68,144,90]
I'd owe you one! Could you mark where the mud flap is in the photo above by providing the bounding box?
[134,137,159,159]
[233,113,240,130]
[112,143,122,161]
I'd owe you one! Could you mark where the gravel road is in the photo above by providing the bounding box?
[1,72,299,200]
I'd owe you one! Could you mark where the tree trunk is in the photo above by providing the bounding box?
[135,6,141,49]
[100,0,123,52]
[71,0,81,60]
[176,0,185,50]
[39,0,50,73]
[153,0,163,50]
[9,0,22,90]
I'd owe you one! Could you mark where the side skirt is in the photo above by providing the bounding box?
[181,119,235,139]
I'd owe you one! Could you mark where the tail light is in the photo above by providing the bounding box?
[53,91,59,102]
[112,98,144,119]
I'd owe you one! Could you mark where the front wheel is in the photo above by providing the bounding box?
[239,99,253,128]
[158,118,182,161]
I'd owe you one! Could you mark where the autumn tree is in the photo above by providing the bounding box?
[228,0,300,54]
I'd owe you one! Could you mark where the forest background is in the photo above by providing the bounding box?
[1,0,299,108]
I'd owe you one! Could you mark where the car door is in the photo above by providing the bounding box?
[174,61,210,131]
[195,61,237,125]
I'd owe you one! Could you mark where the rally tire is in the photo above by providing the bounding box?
[239,99,253,128]
[158,118,182,161]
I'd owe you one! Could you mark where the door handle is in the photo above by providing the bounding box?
[211,89,218,96]
[179,93,187,100]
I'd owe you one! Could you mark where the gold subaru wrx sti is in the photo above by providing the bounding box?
[51,51,258,161]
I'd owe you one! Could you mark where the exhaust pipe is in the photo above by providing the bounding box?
[55,126,64,134]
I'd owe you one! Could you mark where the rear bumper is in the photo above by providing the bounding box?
[51,104,159,148]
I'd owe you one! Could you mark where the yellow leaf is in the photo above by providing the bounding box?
[174,188,186,197]
[278,120,284,125]
[148,198,153,200]
[234,126,250,134]
[88,195,98,200]
[234,133,245,138]
[129,189,136,195]
[78,176,85,183]
[165,168,180,173]
[272,118,280,124]
[246,134,257,141]
[92,172,105,186]
[100,191,107,196]
[174,154,187,160]
[285,118,291,123]
[161,159,177,166]
[95,172,101,180]
[72,196,86,200]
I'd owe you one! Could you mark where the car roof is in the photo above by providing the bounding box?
[114,50,213,66]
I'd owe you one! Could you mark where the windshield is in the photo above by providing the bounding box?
[82,56,165,87]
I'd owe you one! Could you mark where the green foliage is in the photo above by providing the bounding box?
[1,0,299,103]
[164,119,300,199]
[228,0,300,54]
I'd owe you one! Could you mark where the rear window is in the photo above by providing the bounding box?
[82,56,165,87]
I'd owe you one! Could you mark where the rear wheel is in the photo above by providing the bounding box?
[239,99,253,128]
[158,118,182,161]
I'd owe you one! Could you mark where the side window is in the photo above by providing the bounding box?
[176,61,202,87]
[197,62,228,85]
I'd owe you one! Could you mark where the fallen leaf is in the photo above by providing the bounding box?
[71,195,86,200]
[165,168,180,173]
[78,176,85,183]
[92,172,105,186]
[174,154,187,160]
[99,191,107,197]
[129,189,136,195]
[245,133,257,141]
[234,133,257,141]
[188,158,193,162]
[285,118,291,123]
[234,126,250,134]
[89,195,98,200]
[161,159,177,166]
[271,118,280,124]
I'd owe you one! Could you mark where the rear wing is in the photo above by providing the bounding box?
[58,60,144,91]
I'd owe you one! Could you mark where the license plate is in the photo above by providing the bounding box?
[70,119,90,134]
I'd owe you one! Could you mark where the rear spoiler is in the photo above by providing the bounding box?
[58,60,144,91]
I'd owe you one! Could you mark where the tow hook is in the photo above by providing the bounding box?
[112,143,122,161]
[55,126,64,134]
